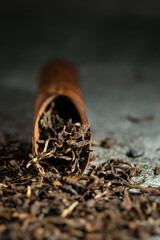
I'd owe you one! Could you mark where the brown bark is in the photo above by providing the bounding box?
[32,60,91,174]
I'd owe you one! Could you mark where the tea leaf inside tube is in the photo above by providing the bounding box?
[31,101,91,177]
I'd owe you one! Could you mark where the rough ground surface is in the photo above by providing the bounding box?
[0,1,160,239]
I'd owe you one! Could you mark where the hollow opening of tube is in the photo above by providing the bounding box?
[52,95,81,123]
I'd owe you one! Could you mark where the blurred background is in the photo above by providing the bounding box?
[0,0,160,156]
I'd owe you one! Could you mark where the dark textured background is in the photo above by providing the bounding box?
[1,0,160,136]
[0,3,160,238]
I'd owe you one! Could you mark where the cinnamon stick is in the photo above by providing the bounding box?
[32,60,91,176]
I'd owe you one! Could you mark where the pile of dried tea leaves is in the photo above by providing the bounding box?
[27,102,90,177]
[1,135,160,240]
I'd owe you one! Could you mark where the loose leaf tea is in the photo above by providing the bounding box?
[1,136,160,240]
[28,102,91,177]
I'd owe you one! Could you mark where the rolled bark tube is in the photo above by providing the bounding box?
[32,60,91,175]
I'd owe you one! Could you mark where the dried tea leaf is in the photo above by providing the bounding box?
[32,101,91,177]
